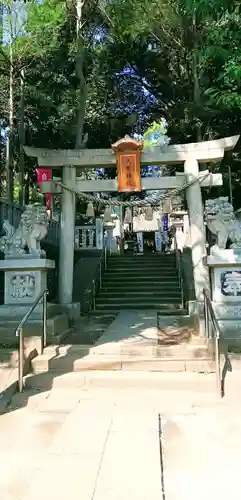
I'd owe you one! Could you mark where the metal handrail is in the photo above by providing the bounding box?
[15,289,48,393]
[173,233,184,308]
[203,288,222,396]
[92,237,108,310]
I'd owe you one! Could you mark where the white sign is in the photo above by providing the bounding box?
[222,271,241,296]
[95,218,104,250]
[155,232,162,252]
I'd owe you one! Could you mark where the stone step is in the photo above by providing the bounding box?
[33,340,210,360]
[32,356,215,375]
[96,298,182,305]
[0,302,64,321]
[109,255,176,261]
[0,314,69,348]
[106,263,177,268]
[0,348,18,368]
[101,282,180,290]
[102,277,179,284]
[98,290,182,298]
[105,269,177,276]
[94,305,185,313]
[30,339,213,376]
[24,370,217,391]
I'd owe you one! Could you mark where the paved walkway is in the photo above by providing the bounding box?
[1,371,241,499]
[94,310,159,351]
[93,310,189,354]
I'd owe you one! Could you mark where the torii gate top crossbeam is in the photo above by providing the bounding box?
[24,135,239,168]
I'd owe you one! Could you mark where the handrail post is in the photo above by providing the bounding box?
[215,336,221,393]
[14,288,49,393]
[203,288,223,397]
[104,244,107,270]
[42,291,47,354]
[93,279,96,310]
[174,235,184,308]
[99,262,102,289]
[204,293,208,335]
[18,327,24,393]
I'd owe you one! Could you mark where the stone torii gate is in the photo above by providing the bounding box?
[24,135,239,313]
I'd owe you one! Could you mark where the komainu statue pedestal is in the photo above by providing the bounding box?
[207,248,241,345]
[0,203,55,318]
[0,204,69,349]
[0,258,55,318]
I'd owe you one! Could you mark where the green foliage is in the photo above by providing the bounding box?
[143,120,169,149]
[1,0,241,205]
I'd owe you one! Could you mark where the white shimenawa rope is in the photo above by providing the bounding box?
[54,170,211,208]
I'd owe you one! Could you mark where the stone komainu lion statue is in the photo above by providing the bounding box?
[204,197,241,250]
[0,204,48,258]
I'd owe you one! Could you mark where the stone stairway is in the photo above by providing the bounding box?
[95,253,185,313]
[24,311,216,391]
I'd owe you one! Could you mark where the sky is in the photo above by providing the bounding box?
[2,0,27,45]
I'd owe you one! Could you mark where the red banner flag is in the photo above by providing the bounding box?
[36,168,52,210]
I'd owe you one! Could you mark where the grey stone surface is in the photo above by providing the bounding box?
[1,369,241,499]
[0,259,55,308]
[208,250,241,340]
[212,302,241,320]
[93,310,159,353]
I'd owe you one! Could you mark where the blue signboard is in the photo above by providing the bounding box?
[163,214,169,232]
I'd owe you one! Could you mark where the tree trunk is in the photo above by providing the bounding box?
[192,4,207,176]
[25,172,30,205]
[192,5,202,143]
[75,0,88,149]
[6,41,14,202]
[18,68,25,206]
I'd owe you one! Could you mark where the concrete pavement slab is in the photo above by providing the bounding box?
[93,425,161,500]
[21,456,103,500]
[36,388,83,414]
[93,311,158,353]
[2,370,241,500]
[49,413,113,456]
[162,413,241,500]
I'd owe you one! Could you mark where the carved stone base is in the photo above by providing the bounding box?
[212,303,241,320]
[207,250,241,341]
[0,259,55,309]
[0,313,69,350]
[207,250,241,303]
[0,302,62,320]
[208,248,241,264]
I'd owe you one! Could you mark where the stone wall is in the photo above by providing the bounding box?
[43,244,101,311]
[181,248,196,304]
[73,253,102,313]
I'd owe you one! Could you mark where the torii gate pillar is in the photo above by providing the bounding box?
[58,166,76,305]
[184,157,208,313]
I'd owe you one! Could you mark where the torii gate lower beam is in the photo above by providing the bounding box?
[42,172,223,194]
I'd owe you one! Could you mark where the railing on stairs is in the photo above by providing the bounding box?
[203,288,222,397]
[173,234,184,309]
[15,289,48,393]
[92,237,109,310]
